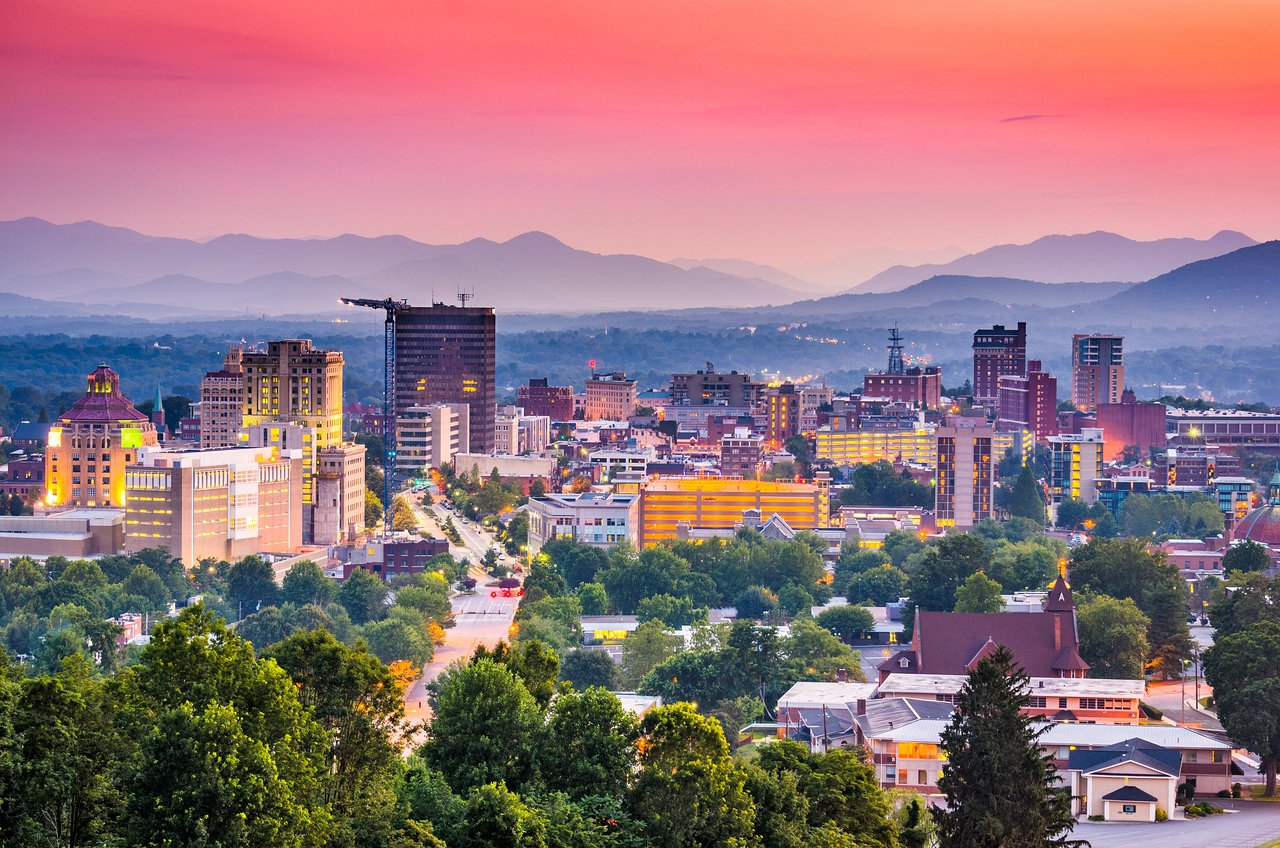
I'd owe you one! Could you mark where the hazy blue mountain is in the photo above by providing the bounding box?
[788,244,967,289]
[1094,240,1280,316]
[0,218,801,312]
[667,256,816,291]
[849,230,1258,293]
[786,275,1133,316]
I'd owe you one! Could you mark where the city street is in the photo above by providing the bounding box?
[1072,801,1280,848]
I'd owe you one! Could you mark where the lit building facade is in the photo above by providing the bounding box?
[45,365,160,509]
[934,420,994,529]
[526,491,640,553]
[1071,334,1124,411]
[241,340,344,459]
[997,360,1058,440]
[395,303,497,453]
[123,446,304,566]
[766,383,801,445]
[815,425,937,468]
[584,372,638,421]
[671,367,764,409]
[199,345,245,449]
[973,321,1027,405]
[636,477,828,548]
[1048,428,1105,504]
[396,404,470,479]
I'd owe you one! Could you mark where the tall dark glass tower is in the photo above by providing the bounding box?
[394,302,496,454]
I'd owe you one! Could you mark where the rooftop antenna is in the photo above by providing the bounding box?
[887,325,905,375]
[457,287,474,307]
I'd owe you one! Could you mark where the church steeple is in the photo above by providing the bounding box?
[1043,574,1075,613]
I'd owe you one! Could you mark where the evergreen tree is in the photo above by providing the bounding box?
[935,645,1082,848]
[1009,464,1046,524]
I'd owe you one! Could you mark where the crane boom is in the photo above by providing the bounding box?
[341,296,409,532]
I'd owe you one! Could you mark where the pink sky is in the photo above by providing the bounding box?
[2,1,1278,266]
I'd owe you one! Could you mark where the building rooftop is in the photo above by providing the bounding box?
[877,672,1144,699]
[776,680,878,709]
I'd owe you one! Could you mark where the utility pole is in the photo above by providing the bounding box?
[340,296,409,532]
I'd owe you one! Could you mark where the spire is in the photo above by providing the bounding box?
[1270,462,1280,506]
[1043,574,1075,612]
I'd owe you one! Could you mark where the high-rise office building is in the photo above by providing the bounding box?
[45,365,160,509]
[199,345,246,449]
[766,383,801,446]
[517,378,574,420]
[973,322,1027,405]
[935,419,995,529]
[671,365,764,409]
[997,360,1058,440]
[395,303,497,453]
[1071,334,1124,411]
[241,340,344,456]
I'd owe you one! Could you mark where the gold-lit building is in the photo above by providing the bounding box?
[935,421,994,529]
[814,425,937,468]
[636,477,828,548]
[45,365,160,509]
[241,340,344,461]
[123,446,303,566]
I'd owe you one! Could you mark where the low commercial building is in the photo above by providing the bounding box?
[331,536,450,580]
[123,446,304,566]
[0,509,124,560]
[877,673,1143,725]
[636,477,828,549]
[525,491,639,553]
[584,372,638,421]
[454,453,556,487]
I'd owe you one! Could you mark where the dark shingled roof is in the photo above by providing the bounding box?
[856,697,953,737]
[1101,785,1159,803]
[1068,738,1182,778]
[914,609,1088,677]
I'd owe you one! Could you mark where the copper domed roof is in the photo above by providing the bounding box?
[58,365,150,425]
[1236,472,1280,546]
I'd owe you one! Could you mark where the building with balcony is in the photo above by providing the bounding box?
[1071,333,1124,411]
[934,419,994,529]
[1048,428,1105,505]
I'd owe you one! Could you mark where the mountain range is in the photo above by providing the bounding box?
[846,230,1257,293]
[0,218,1270,322]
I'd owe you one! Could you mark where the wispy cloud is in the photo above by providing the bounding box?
[1001,113,1073,123]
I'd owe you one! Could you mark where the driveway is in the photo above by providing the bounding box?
[1071,800,1280,848]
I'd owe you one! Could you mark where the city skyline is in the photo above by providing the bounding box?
[4,2,1279,268]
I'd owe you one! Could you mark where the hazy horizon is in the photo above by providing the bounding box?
[4,2,1278,270]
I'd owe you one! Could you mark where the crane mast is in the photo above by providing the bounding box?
[340,296,408,532]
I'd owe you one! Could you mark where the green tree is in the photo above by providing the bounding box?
[1075,594,1149,679]
[626,703,757,848]
[460,782,547,848]
[735,585,779,620]
[756,740,895,848]
[636,593,702,628]
[952,571,1004,613]
[267,630,404,833]
[282,560,339,608]
[785,617,864,680]
[935,646,1081,848]
[1224,540,1272,575]
[236,605,294,648]
[1055,498,1090,530]
[226,555,280,616]
[620,619,682,689]
[777,584,815,618]
[576,582,609,616]
[816,605,875,644]
[420,658,543,793]
[882,530,925,568]
[1204,620,1280,796]
[1009,464,1046,523]
[339,567,389,625]
[360,618,434,665]
[558,648,619,691]
[122,564,170,610]
[844,564,909,606]
[540,686,638,799]
[1209,573,1280,638]
[366,488,384,527]
[910,533,991,612]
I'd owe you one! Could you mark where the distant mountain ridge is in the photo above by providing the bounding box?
[850,230,1257,293]
[0,218,805,313]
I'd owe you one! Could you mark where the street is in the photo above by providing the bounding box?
[1071,800,1280,848]
[399,492,521,749]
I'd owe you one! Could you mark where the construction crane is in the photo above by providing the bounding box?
[340,296,409,532]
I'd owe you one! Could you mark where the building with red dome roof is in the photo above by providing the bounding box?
[44,365,159,508]
[1234,471,1280,547]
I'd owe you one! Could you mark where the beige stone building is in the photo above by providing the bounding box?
[313,443,366,545]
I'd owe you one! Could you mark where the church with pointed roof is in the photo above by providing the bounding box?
[877,575,1089,683]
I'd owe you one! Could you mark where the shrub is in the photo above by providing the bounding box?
[1139,701,1164,721]
[1087,815,1104,822]
[1217,789,1232,798]
[1155,807,1168,822]
[1232,782,1243,799]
